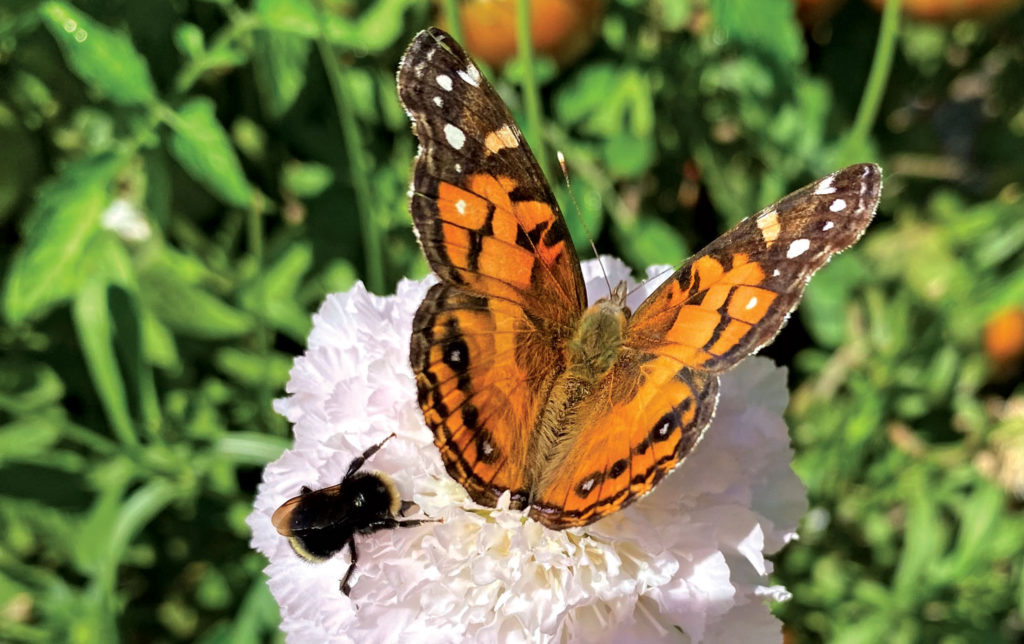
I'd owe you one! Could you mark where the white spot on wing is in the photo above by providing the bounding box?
[786,238,810,259]
[457,68,480,87]
[822,221,834,231]
[829,198,847,212]
[433,96,443,108]
[745,296,758,310]
[454,163,462,173]
[444,123,465,150]
[436,74,453,91]
[455,199,466,215]
[756,209,780,246]
[484,124,520,154]
[772,269,781,277]
[815,176,836,195]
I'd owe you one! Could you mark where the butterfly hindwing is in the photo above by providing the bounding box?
[410,283,557,508]
[530,355,719,529]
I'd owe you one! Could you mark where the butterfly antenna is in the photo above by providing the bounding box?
[626,262,682,300]
[557,150,613,297]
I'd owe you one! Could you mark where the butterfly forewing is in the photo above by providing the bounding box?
[626,164,882,373]
[398,27,586,321]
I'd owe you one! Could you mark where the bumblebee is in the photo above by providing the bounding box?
[272,433,434,595]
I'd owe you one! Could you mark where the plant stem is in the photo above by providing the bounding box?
[850,0,901,147]
[442,0,464,44]
[516,0,548,176]
[314,5,385,293]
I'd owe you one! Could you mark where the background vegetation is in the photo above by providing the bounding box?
[1,0,1022,641]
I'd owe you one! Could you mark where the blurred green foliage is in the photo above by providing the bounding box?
[0,0,1022,641]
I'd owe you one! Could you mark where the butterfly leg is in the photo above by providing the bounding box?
[344,433,397,479]
[339,538,359,596]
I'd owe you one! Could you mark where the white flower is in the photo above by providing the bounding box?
[100,198,151,242]
[248,257,808,643]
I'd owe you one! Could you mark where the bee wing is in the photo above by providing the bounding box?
[271,484,344,535]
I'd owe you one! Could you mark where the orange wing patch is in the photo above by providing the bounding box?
[411,283,566,508]
[426,174,581,311]
[530,354,719,529]
[627,254,779,370]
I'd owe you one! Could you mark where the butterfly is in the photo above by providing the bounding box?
[398,27,882,530]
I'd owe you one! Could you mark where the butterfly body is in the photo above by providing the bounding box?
[400,28,882,530]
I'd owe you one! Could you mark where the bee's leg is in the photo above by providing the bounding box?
[344,433,397,479]
[398,500,415,517]
[340,538,359,596]
[367,518,439,532]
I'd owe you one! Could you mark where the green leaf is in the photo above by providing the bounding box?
[0,360,64,414]
[213,348,292,389]
[555,65,654,140]
[801,251,871,348]
[601,133,654,179]
[322,0,417,52]
[0,417,62,463]
[255,0,318,38]
[238,241,313,341]
[140,307,181,371]
[94,478,181,597]
[708,0,805,68]
[213,432,289,467]
[0,108,43,225]
[167,97,252,208]
[939,482,1007,583]
[39,1,157,106]
[2,153,123,324]
[253,0,311,118]
[612,215,690,269]
[892,475,946,603]
[72,278,137,447]
[137,266,254,340]
[73,463,133,577]
[281,161,334,198]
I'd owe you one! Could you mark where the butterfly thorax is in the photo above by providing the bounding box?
[566,283,630,381]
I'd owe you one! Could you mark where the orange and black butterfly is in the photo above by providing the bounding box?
[399,28,881,530]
